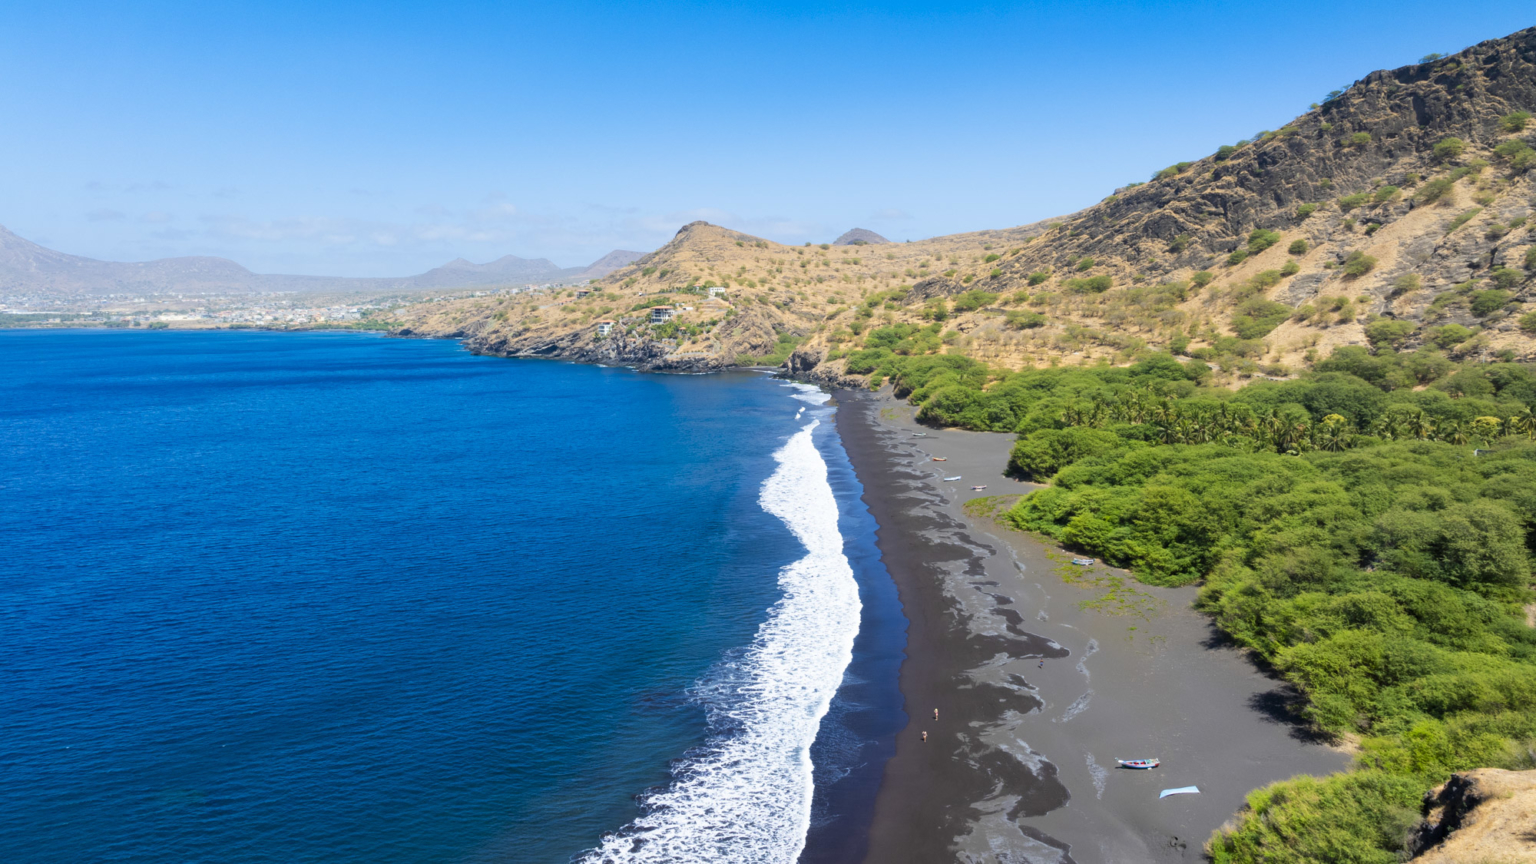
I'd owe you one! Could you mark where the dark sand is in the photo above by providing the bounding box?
[835,388,1346,863]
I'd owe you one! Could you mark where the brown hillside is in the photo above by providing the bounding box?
[394,26,1536,381]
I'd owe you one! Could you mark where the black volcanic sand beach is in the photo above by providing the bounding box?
[834,388,1347,863]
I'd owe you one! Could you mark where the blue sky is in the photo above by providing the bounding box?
[2,2,1531,276]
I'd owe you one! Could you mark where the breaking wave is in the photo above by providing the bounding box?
[579,410,860,863]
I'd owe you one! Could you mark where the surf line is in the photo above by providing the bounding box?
[581,413,861,863]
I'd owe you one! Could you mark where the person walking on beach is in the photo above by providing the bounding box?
[933,708,939,721]
[921,731,927,742]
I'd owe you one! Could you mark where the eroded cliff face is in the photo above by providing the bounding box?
[1410,768,1536,862]
[394,27,1536,383]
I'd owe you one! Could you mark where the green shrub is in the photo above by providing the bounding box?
[1004,309,1046,330]
[1343,251,1378,278]
[1288,238,1309,255]
[1364,318,1416,349]
[1215,144,1239,161]
[1064,275,1113,293]
[1390,274,1421,296]
[1281,260,1300,276]
[1347,132,1371,146]
[984,253,1001,263]
[1297,203,1319,219]
[1470,288,1511,316]
[1191,271,1214,288]
[951,289,999,313]
[1432,137,1466,161]
[1512,150,1536,174]
[1153,161,1193,181]
[1414,177,1456,204]
[1446,208,1481,233]
[1231,298,1292,338]
[1168,234,1191,253]
[1429,323,1473,348]
[1499,110,1532,132]
[1227,249,1250,266]
[1489,268,1523,290]
[1373,185,1400,203]
[1338,193,1371,211]
[1027,271,1051,286]
[1076,258,1096,271]
[1527,247,1536,271]
[1520,311,1536,333]
[1494,139,1533,161]
[989,268,1002,278]
[1247,229,1282,254]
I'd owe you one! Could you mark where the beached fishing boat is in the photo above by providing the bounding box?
[932,457,947,461]
[1071,557,1095,566]
[1117,758,1160,769]
[971,485,987,490]
[943,476,962,481]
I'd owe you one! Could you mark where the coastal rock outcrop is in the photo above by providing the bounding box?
[1409,768,1536,862]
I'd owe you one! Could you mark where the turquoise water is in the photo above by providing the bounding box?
[0,330,903,863]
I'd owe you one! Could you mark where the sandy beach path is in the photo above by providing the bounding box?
[837,388,1346,864]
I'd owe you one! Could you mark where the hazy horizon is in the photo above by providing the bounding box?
[3,1,1532,277]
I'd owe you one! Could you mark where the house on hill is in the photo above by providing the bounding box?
[595,321,614,336]
[649,306,675,324]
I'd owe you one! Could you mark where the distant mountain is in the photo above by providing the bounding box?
[0,225,635,297]
[574,250,644,280]
[833,228,889,245]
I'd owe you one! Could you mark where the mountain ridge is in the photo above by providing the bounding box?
[0,225,638,296]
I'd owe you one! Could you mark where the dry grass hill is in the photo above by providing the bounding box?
[394,26,1536,386]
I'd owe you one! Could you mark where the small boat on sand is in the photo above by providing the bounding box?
[932,457,947,461]
[1071,557,1095,566]
[971,485,987,491]
[1117,758,1160,769]
[943,475,962,481]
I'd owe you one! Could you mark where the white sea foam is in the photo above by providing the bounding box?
[579,415,860,864]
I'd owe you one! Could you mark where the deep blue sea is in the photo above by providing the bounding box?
[0,330,904,863]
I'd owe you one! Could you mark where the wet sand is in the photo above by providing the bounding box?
[835,388,1346,863]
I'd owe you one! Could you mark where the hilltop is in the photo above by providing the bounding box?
[394,26,1536,383]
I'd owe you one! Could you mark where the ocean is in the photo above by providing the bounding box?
[0,330,904,863]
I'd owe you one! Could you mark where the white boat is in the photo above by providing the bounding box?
[1071,557,1095,566]
[971,485,987,491]
[1118,758,1159,769]
[943,475,962,481]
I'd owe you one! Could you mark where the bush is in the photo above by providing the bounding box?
[1288,238,1309,255]
[1390,274,1421,296]
[1343,251,1378,278]
[1365,318,1416,349]
[1432,137,1466,162]
[1281,260,1300,276]
[1414,177,1455,204]
[1373,185,1399,203]
[984,253,1001,263]
[1338,193,1371,212]
[1446,209,1481,233]
[1520,311,1536,334]
[1227,249,1250,266]
[1232,299,1293,338]
[1347,132,1372,146]
[1430,323,1473,348]
[951,289,999,313]
[1028,271,1050,285]
[1192,271,1214,288]
[1500,110,1532,132]
[1527,247,1536,271]
[1489,268,1523,290]
[1076,257,1096,271]
[1470,288,1511,316]
[1168,234,1191,253]
[1248,229,1282,254]
[1064,275,1113,293]
[1004,309,1046,330]
[1297,203,1319,220]
[1153,161,1193,181]
[1215,144,1239,161]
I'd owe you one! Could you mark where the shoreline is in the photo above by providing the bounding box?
[833,388,1347,863]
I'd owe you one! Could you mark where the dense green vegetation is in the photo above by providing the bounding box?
[869,345,1536,861]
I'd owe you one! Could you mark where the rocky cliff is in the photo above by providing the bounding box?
[1410,768,1536,862]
